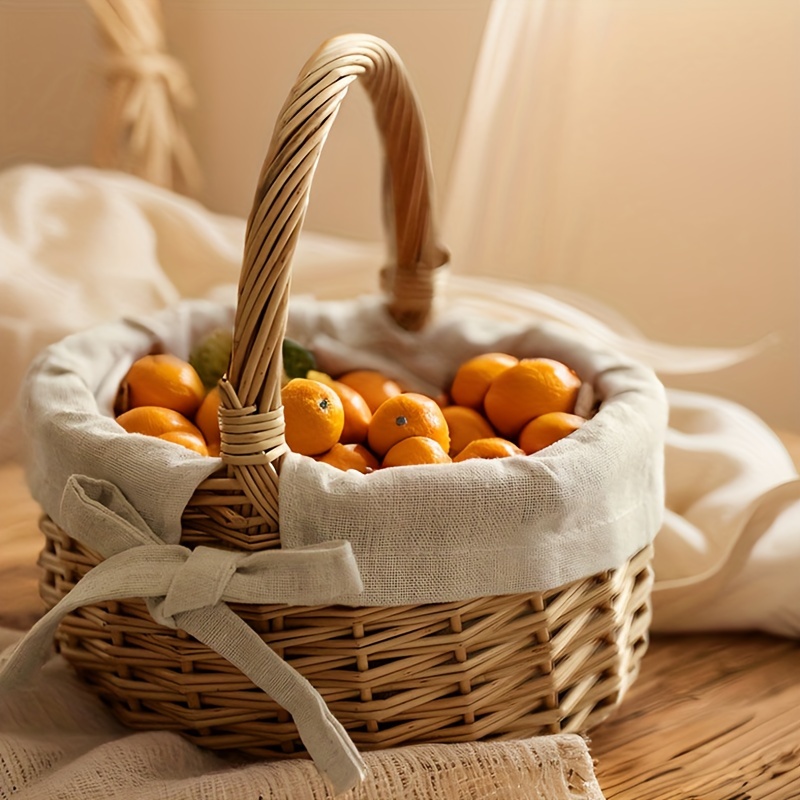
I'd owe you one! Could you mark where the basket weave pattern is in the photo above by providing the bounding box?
[40,519,653,753]
[39,34,656,757]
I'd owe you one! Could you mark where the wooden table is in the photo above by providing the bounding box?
[591,634,800,798]
[0,460,44,632]
[1,448,799,799]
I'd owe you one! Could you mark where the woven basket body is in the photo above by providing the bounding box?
[38,34,658,758]
[40,520,652,754]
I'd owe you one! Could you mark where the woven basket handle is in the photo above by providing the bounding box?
[227,33,448,415]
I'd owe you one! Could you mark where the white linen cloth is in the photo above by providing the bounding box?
[10,232,666,792]
[281,296,666,603]
[19,292,666,606]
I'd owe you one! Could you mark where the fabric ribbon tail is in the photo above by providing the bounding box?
[175,603,368,795]
[0,552,166,689]
[10,474,367,791]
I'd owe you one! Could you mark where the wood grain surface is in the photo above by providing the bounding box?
[0,460,44,631]
[1,432,799,799]
[591,633,800,799]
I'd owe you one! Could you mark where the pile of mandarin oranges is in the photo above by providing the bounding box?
[113,331,589,472]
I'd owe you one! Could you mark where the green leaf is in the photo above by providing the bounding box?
[282,338,318,380]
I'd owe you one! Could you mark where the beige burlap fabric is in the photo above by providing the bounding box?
[0,626,604,799]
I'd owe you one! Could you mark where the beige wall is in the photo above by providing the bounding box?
[549,0,800,436]
[1,0,798,432]
[0,0,490,234]
[167,1,491,239]
[0,2,102,171]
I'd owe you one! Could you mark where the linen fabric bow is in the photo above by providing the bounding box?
[0,474,367,794]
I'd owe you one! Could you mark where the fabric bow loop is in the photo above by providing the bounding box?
[152,546,244,625]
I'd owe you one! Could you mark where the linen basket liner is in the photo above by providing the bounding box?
[5,32,666,795]
[22,295,666,605]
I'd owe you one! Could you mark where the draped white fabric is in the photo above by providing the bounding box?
[0,162,797,639]
[443,0,584,285]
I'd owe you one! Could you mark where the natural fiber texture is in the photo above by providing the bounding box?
[22,298,665,599]
[86,0,201,194]
[220,33,450,536]
[0,624,604,799]
[9,34,665,792]
[279,295,665,605]
[36,501,653,750]
[18,296,660,767]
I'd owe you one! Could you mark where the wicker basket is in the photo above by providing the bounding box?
[38,34,655,759]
